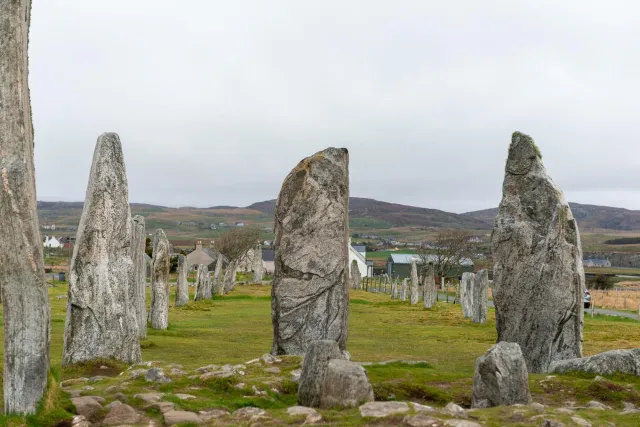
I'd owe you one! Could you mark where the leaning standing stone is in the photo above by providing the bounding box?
[253,245,264,283]
[422,264,437,309]
[410,261,419,305]
[131,215,147,338]
[460,272,475,318]
[194,264,211,301]
[492,132,584,373]
[213,253,224,295]
[175,254,189,306]
[271,148,350,356]
[149,229,170,330]
[472,342,531,408]
[472,270,489,324]
[0,0,51,412]
[63,133,141,365]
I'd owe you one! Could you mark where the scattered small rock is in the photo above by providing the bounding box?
[554,408,575,415]
[234,383,246,389]
[304,412,323,424]
[70,415,90,427]
[88,376,108,383]
[246,358,260,365]
[102,403,141,426]
[287,406,318,417]
[105,401,122,410]
[145,367,171,383]
[85,396,105,403]
[128,369,148,379]
[199,409,230,421]
[134,392,164,403]
[196,364,220,373]
[403,414,443,426]
[233,407,266,419]
[71,396,102,420]
[104,385,125,394]
[530,402,545,412]
[443,421,481,427]
[81,386,95,391]
[585,400,611,411]
[62,378,88,388]
[164,410,200,426]
[145,401,175,414]
[541,420,566,427]
[411,402,435,413]
[359,401,410,418]
[175,393,196,400]
[441,402,467,419]
[570,416,592,427]
[169,368,187,376]
[290,369,302,382]
[261,354,279,365]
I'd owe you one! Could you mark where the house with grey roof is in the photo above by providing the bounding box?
[386,253,473,279]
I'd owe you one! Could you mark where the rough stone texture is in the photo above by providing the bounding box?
[359,401,410,418]
[351,260,362,290]
[271,148,350,355]
[549,348,640,376]
[403,414,443,427]
[175,254,189,306]
[223,260,237,294]
[441,403,467,418]
[63,133,141,366]
[472,270,489,324]
[492,131,584,373]
[401,279,408,301]
[72,397,102,419]
[472,342,531,408]
[131,215,147,337]
[410,261,419,305]
[298,340,346,408]
[460,272,475,318]
[102,403,140,426]
[164,411,200,425]
[423,264,437,309]
[319,359,374,409]
[253,244,264,283]
[194,264,211,301]
[391,279,398,300]
[0,0,51,414]
[149,229,170,330]
[213,253,224,295]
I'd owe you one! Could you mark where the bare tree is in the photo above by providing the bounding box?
[417,230,476,282]
[215,227,261,265]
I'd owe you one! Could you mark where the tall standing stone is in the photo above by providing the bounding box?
[175,254,189,306]
[63,133,141,366]
[271,147,350,356]
[401,279,408,301]
[472,270,489,324]
[410,261,419,305]
[213,253,224,295]
[131,215,147,338]
[460,272,475,318]
[350,260,362,290]
[423,264,437,309]
[391,278,398,300]
[0,0,51,412]
[253,244,264,283]
[149,229,170,330]
[492,132,584,373]
[194,264,211,300]
[223,260,237,293]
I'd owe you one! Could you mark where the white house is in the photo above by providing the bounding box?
[43,236,63,249]
[348,240,370,278]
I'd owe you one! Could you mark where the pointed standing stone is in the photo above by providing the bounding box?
[149,229,170,330]
[350,260,362,290]
[271,148,350,356]
[194,264,211,300]
[423,264,437,309]
[253,245,264,283]
[63,133,141,366]
[401,279,408,301]
[410,261,419,305]
[223,260,237,293]
[472,270,489,324]
[492,132,584,373]
[460,272,475,318]
[175,254,189,306]
[131,215,147,338]
[0,0,51,412]
[213,253,224,295]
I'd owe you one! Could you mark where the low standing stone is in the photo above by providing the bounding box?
[253,244,264,283]
[213,253,224,295]
[149,229,170,330]
[351,260,362,290]
[401,279,408,301]
[194,264,211,301]
[410,261,419,305]
[391,279,398,299]
[423,263,437,309]
[472,342,531,408]
[298,340,345,407]
[175,254,189,306]
[472,270,488,324]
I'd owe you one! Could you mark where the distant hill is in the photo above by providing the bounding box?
[463,202,640,232]
[247,197,491,230]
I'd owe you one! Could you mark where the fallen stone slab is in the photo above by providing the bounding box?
[359,401,410,418]
[549,348,640,376]
[164,410,200,426]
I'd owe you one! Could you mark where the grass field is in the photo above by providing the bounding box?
[1,284,640,425]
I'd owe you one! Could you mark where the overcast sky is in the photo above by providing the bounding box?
[29,1,640,213]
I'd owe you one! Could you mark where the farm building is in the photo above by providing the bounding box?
[349,243,371,278]
[386,253,474,279]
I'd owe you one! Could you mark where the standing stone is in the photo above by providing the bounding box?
[131,215,147,338]
[472,270,489,324]
[194,264,211,301]
[253,245,264,283]
[63,133,141,366]
[472,342,531,408]
[460,272,475,318]
[175,254,189,306]
[350,260,362,290]
[149,229,170,330]
[492,132,584,373]
[213,253,224,295]
[271,147,350,356]
[223,260,237,293]
[423,264,437,309]
[0,0,50,412]
[391,278,398,300]
[410,261,419,305]
[401,279,408,301]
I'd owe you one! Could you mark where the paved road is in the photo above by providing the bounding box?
[435,292,639,320]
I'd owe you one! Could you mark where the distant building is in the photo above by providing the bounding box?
[42,224,56,231]
[386,253,473,279]
[186,241,215,268]
[43,236,63,249]
[584,259,612,268]
[262,249,275,274]
[348,240,371,278]
[235,222,245,227]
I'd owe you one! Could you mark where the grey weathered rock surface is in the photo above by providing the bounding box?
[472,270,489,324]
[359,401,410,418]
[72,397,102,419]
[253,244,264,283]
[460,272,474,318]
[410,261,419,305]
[131,215,147,337]
[194,264,211,301]
[423,264,437,309]
[492,131,584,373]
[351,260,362,290]
[472,342,531,408]
[391,278,399,299]
[63,133,141,366]
[149,229,170,330]
[319,359,374,409]
[549,348,640,376]
[223,260,237,294]
[401,278,408,301]
[0,0,51,413]
[441,402,467,418]
[175,254,189,306]
[102,403,140,425]
[213,253,224,295]
[271,148,350,355]
[164,410,200,425]
[298,340,346,407]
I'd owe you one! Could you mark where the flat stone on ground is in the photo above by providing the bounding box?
[443,421,481,427]
[441,403,467,419]
[404,414,443,426]
[102,404,141,426]
[134,392,164,403]
[71,397,102,419]
[287,406,319,416]
[163,411,200,425]
[175,393,197,400]
[359,401,410,418]
[200,409,231,421]
[233,407,267,419]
